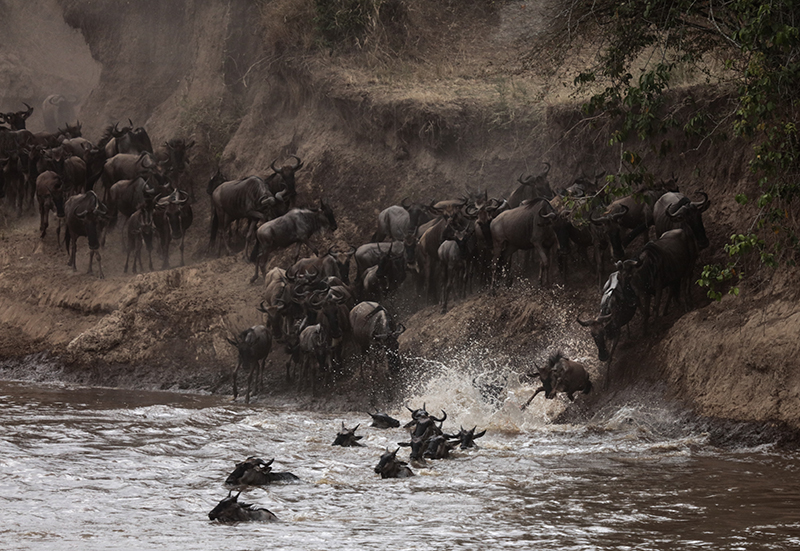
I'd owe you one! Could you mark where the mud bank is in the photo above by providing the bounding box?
[1,0,799,425]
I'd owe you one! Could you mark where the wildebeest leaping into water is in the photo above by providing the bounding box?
[520,352,592,409]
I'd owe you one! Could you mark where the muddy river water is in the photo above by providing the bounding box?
[2,375,800,551]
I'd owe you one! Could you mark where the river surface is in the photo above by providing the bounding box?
[2,377,800,551]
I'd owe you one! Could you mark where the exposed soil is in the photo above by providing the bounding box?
[2,0,799,427]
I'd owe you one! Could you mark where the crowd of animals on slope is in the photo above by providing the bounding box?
[208,405,487,523]
[1,101,712,404]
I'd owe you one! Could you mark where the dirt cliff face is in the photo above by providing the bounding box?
[1,0,798,424]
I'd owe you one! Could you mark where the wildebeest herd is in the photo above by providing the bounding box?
[209,405,487,523]
[1,102,713,401]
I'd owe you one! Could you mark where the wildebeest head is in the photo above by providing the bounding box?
[666,191,710,249]
[270,155,304,196]
[446,426,487,450]
[225,456,274,485]
[510,162,552,205]
[163,137,195,173]
[319,198,337,232]
[208,491,278,523]
[3,103,34,130]
[374,448,414,478]
[590,204,630,261]
[59,121,82,139]
[332,422,364,447]
[75,191,108,250]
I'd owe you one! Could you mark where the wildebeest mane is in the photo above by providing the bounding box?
[547,350,566,367]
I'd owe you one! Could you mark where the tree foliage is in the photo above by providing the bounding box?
[573,0,800,298]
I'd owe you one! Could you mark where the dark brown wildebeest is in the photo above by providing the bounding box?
[508,162,552,207]
[106,175,171,231]
[63,155,87,195]
[64,191,108,278]
[153,189,193,269]
[103,122,153,157]
[1,103,33,130]
[653,191,710,248]
[250,199,338,283]
[438,228,472,313]
[208,491,278,523]
[367,411,401,428]
[100,152,160,200]
[225,457,300,486]
[226,324,272,404]
[577,267,638,364]
[626,227,699,330]
[332,423,365,447]
[423,435,458,460]
[211,175,279,259]
[265,155,304,208]
[122,207,156,274]
[349,301,405,376]
[520,352,592,409]
[374,448,414,479]
[490,198,558,287]
[444,426,487,450]
[35,170,65,243]
[373,199,433,242]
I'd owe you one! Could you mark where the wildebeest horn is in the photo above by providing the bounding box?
[176,189,189,204]
[590,210,610,225]
[226,335,238,346]
[610,204,628,221]
[576,316,594,327]
[431,410,447,423]
[256,301,269,313]
[692,191,710,212]
[401,197,411,209]
[541,162,551,175]
[22,102,33,117]
[290,155,303,170]
[128,118,134,128]
[270,159,280,173]
[518,172,535,185]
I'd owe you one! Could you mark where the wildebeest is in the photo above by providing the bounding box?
[225,457,300,486]
[35,170,65,242]
[354,240,413,287]
[445,426,487,449]
[226,324,272,403]
[577,267,638,363]
[626,228,699,329]
[422,434,458,460]
[154,189,193,268]
[509,162,552,206]
[103,122,153,157]
[332,423,365,447]
[349,301,405,376]
[265,155,304,203]
[41,94,77,133]
[360,245,407,302]
[250,199,338,283]
[520,352,592,409]
[210,175,277,258]
[64,191,108,278]
[373,199,433,242]
[490,198,558,286]
[367,410,401,428]
[653,191,710,248]
[100,152,160,199]
[374,448,414,479]
[438,228,472,313]
[122,207,156,274]
[208,491,278,523]
[2,103,34,130]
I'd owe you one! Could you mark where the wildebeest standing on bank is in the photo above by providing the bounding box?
[490,198,558,287]
[250,199,338,283]
[64,191,108,278]
[122,207,155,274]
[520,352,592,409]
[208,491,278,522]
[653,191,710,248]
[226,324,272,404]
[35,170,65,243]
[349,301,405,379]
[508,162,552,206]
[154,189,193,269]
[210,175,277,259]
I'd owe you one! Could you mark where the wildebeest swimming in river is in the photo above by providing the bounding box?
[225,456,300,486]
[367,410,401,428]
[520,352,592,409]
[332,423,365,447]
[374,448,414,479]
[208,491,278,523]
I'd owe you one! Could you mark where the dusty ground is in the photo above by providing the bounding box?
[2,0,800,427]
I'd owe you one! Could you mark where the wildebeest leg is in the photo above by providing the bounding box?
[179,233,186,267]
[520,386,546,410]
[244,361,255,404]
[68,238,78,270]
[89,248,104,279]
[56,216,65,249]
[232,359,241,400]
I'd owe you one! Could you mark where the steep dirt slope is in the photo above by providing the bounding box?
[1,0,798,425]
